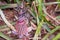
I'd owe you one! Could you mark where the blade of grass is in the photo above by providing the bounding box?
[56,16,60,20]
[33,20,43,40]
[42,4,60,25]
[57,0,60,7]
[52,33,60,40]
[28,9,36,20]
[6,0,11,3]
[0,4,17,9]
[0,9,16,32]
[0,32,12,40]
[33,0,45,40]
[14,0,20,4]
[43,2,60,5]
[37,0,43,19]
[42,23,51,32]
[42,26,60,40]
[0,22,15,29]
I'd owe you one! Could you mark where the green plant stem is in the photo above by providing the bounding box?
[0,32,12,40]
[57,0,60,7]
[42,26,60,40]
[0,9,16,31]
[37,0,43,19]
[33,20,43,40]
[52,33,60,40]
[0,4,17,9]
[43,2,60,5]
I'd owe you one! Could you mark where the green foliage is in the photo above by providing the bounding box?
[31,8,37,19]
[42,26,60,40]
[42,23,51,32]
[56,16,60,20]
[14,0,20,4]
[0,4,11,9]
[33,0,44,40]
[0,0,60,40]
[52,33,60,40]
[0,32,12,40]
